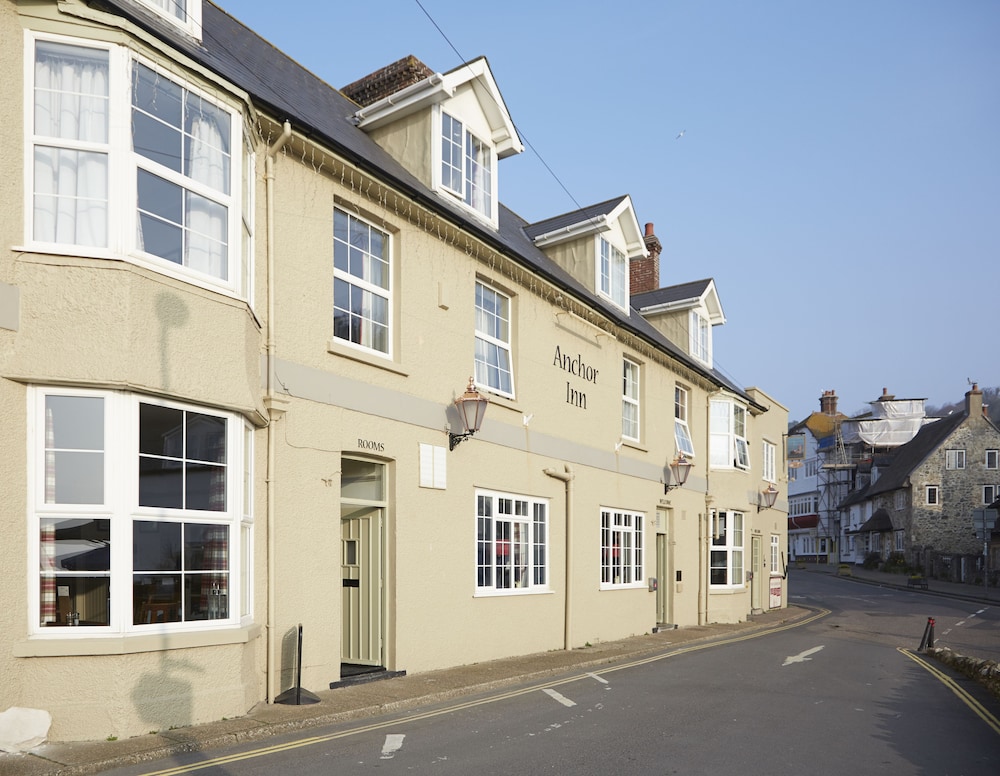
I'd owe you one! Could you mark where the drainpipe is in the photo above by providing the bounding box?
[543,464,575,650]
[264,121,292,703]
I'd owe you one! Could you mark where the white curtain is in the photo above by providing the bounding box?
[186,111,229,280]
[33,44,109,247]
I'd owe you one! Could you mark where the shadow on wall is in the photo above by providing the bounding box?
[155,292,190,393]
[129,645,203,734]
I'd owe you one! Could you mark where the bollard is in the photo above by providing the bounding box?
[917,616,936,652]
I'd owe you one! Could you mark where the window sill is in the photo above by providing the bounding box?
[327,339,409,376]
[473,588,552,598]
[14,623,261,657]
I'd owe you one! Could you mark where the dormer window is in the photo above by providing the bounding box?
[135,1,202,38]
[441,111,493,219]
[690,310,711,364]
[599,237,628,310]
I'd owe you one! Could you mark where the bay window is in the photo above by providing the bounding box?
[710,510,744,587]
[710,398,749,469]
[32,388,251,634]
[28,35,249,297]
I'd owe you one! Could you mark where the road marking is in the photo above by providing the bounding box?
[899,649,1000,737]
[132,607,828,775]
[587,672,609,684]
[543,688,577,707]
[380,734,405,759]
[782,646,824,666]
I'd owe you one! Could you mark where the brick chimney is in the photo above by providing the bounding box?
[630,222,661,295]
[819,390,839,416]
[966,383,984,418]
[341,55,434,108]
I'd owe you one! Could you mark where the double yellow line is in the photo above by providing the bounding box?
[898,647,1000,736]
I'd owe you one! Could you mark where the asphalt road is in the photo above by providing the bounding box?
[103,573,1000,775]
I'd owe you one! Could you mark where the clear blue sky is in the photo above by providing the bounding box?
[227,0,1000,423]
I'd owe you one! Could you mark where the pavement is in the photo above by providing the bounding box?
[4,563,996,776]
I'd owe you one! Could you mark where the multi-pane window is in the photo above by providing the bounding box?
[441,112,492,218]
[945,449,966,469]
[710,399,749,469]
[894,490,907,511]
[986,450,998,470]
[770,534,780,575]
[599,238,627,309]
[333,209,391,355]
[137,0,202,36]
[474,281,513,396]
[621,358,640,441]
[32,389,250,633]
[475,490,547,594]
[690,310,710,364]
[926,485,939,505]
[674,386,694,456]
[29,37,247,295]
[601,509,644,588]
[895,531,905,552]
[710,510,744,587]
[762,440,776,483]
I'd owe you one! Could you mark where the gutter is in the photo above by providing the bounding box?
[543,465,575,650]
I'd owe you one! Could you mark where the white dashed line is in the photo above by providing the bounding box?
[543,688,577,707]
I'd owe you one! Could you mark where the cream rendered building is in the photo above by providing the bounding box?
[0,0,787,742]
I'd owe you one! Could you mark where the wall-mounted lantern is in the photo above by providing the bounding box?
[664,453,693,493]
[758,482,780,512]
[449,377,489,451]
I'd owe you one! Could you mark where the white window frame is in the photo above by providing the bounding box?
[621,358,640,442]
[333,207,392,357]
[709,510,744,588]
[439,110,495,222]
[475,489,548,596]
[762,440,777,484]
[945,449,966,470]
[600,508,645,589]
[674,385,695,457]
[986,450,998,470]
[474,280,514,397]
[770,534,780,575]
[25,33,249,299]
[689,309,711,365]
[135,0,203,39]
[29,387,251,637]
[985,485,998,505]
[710,398,749,470]
[895,530,905,552]
[597,236,628,310]
[926,485,939,506]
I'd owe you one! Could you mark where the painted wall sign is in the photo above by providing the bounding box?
[357,438,385,452]
[553,345,599,409]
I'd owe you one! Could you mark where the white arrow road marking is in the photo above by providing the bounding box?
[380,734,406,759]
[783,646,825,666]
[543,688,577,707]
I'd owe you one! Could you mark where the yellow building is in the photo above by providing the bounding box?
[0,0,787,742]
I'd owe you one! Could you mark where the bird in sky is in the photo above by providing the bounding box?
[675,130,686,140]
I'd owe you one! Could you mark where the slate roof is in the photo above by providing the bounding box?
[521,197,631,241]
[839,410,967,508]
[856,508,893,534]
[96,0,759,407]
[632,279,714,310]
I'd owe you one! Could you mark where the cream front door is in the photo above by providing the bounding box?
[751,535,763,613]
[341,505,383,666]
